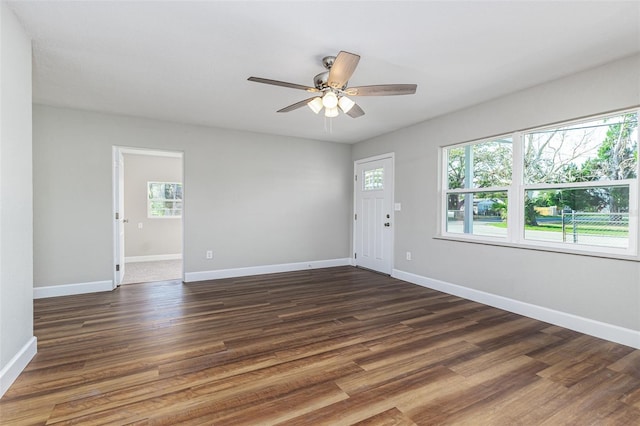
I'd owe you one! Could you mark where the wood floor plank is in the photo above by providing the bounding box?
[352,407,417,426]
[1,266,639,425]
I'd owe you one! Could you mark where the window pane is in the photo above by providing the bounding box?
[164,184,176,200]
[446,192,508,238]
[524,112,638,184]
[149,183,163,199]
[447,147,466,189]
[524,186,629,248]
[446,138,512,189]
[363,168,383,190]
[149,200,165,216]
[148,182,183,217]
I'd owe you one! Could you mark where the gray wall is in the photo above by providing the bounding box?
[0,1,34,392]
[353,54,640,332]
[33,106,352,287]
[123,153,182,258]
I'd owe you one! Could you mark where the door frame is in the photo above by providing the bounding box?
[353,153,395,274]
[112,147,125,287]
[112,146,185,288]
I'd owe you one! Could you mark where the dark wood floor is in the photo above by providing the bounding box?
[2,266,639,425]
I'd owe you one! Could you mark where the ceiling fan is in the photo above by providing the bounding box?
[248,51,417,119]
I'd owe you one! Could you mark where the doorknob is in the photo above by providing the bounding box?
[384,222,391,227]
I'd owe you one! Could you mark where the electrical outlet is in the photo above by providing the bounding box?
[406,251,412,261]
[206,250,213,259]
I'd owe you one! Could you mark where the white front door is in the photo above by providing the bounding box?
[354,156,394,274]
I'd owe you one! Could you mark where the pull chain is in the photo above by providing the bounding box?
[324,116,333,134]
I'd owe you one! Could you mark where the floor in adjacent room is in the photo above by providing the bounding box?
[121,259,182,284]
[2,266,639,424]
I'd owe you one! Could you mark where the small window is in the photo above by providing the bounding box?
[148,182,183,218]
[363,168,384,190]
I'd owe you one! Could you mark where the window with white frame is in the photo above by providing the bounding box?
[441,109,638,256]
[445,137,512,239]
[148,182,183,218]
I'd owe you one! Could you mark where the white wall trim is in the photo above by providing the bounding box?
[119,147,183,158]
[392,269,640,349]
[33,280,113,299]
[0,336,37,398]
[184,258,351,282]
[125,254,182,263]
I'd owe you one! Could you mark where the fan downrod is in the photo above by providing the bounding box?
[322,56,335,70]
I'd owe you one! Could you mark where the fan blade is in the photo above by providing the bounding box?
[327,51,360,89]
[345,84,417,96]
[248,77,319,93]
[277,97,319,113]
[346,103,365,118]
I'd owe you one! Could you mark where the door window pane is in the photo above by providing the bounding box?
[363,168,384,190]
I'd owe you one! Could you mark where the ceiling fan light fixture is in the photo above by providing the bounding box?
[248,51,416,120]
[324,106,339,118]
[322,91,338,109]
[338,96,355,113]
[307,97,323,114]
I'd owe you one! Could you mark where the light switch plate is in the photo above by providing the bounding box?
[394,203,401,211]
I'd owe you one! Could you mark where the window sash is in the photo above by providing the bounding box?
[523,179,635,191]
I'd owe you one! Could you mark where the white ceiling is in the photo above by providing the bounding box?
[7,1,640,143]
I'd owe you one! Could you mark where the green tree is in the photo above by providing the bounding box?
[524,195,538,226]
[447,141,512,212]
[447,141,512,190]
[588,113,637,212]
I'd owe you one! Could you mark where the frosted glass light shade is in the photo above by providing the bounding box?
[307,97,323,114]
[322,91,338,109]
[338,96,355,113]
[324,106,339,118]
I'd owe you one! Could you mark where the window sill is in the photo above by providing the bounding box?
[433,234,639,262]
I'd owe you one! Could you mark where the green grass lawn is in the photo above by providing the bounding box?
[489,220,628,236]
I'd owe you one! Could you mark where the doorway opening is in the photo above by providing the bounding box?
[113,147,184,286]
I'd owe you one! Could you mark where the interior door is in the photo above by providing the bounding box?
[114,149,125,285]
[355,156,393,274]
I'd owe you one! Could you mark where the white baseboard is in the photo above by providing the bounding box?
[184,258,351,282]
[125,254,182,263]
[0,336,37,399]
[33,280,114,299]
[392,269,640,350]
